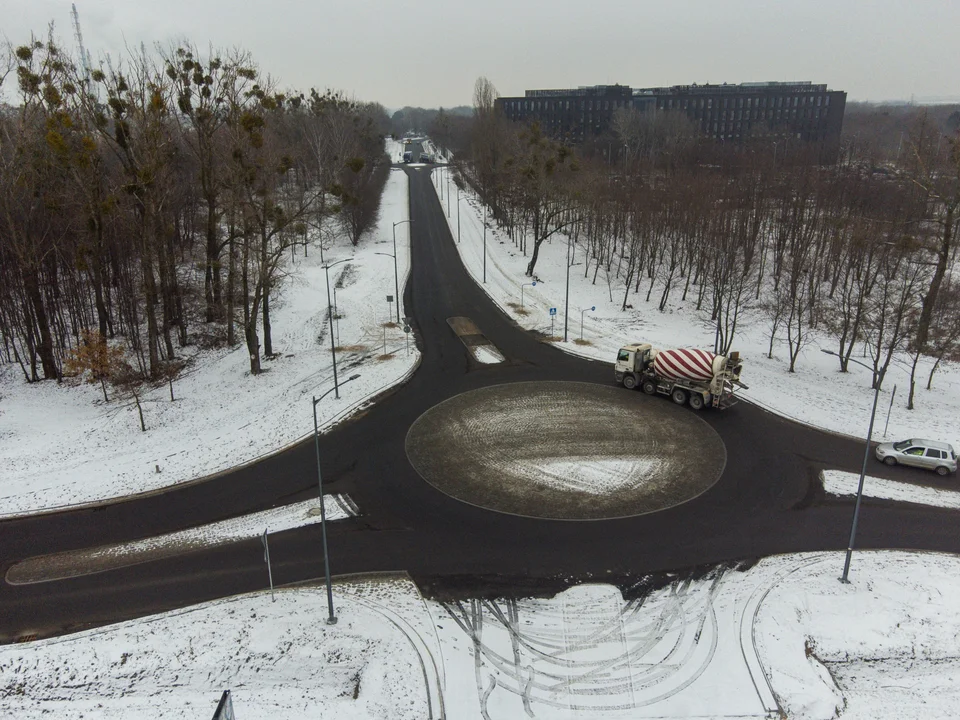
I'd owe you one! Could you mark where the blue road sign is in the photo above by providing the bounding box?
[549,307,557,316]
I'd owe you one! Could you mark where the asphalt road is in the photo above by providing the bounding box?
[1,164,958,643]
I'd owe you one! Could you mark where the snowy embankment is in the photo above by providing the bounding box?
[753,552,960,720]
[437,174,960,447]
[6,495,358,584]
[822,469,960,509]
[3,551,958,719]
[0,160,417,518]
[0,576,439,720]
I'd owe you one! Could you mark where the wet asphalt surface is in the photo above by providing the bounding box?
[1,158,959,642]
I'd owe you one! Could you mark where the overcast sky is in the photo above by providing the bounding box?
[4,0,958,110]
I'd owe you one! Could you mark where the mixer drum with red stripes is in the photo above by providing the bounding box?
[652,348,722,382]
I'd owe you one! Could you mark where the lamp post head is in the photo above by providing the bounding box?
[322,257,350,270]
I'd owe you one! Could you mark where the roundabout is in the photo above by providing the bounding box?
[404,381,726,520]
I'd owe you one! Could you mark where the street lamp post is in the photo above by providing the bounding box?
[483,203,487,284]
[308,372,360,626]
[390,220,412,323]
[456,189,461,243]
[322,258,350,398]
[821,348,882,583]
[580,306,595,341]
[312,396,338,625]
[564,233,576,342]
[446,170,450,217]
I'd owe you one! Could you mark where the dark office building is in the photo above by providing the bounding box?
[496,81,847,163]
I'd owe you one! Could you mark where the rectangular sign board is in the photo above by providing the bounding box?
[549,308,557,316]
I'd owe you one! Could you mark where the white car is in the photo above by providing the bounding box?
[875,439,957,476]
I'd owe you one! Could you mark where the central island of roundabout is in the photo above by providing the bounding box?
[405,381,726,520]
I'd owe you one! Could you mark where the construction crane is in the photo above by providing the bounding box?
[71,3,93,88]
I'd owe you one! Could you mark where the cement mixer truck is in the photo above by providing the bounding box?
[614,343,746,410]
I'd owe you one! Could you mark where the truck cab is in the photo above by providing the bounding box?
[402,151,413,163]
[614,343,653,382]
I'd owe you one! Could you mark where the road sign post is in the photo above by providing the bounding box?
[580,306,595,341]
[403,320,411,355]
[521,281,537,308]
[549,307,557,337]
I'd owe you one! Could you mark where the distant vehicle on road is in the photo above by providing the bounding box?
[403,151,413,163]
[419,153,432,163]
[875,439,957,476]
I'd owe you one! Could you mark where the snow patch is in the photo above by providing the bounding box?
[822,469,960,509]
[506,456,664,495]
[470,344,505,364]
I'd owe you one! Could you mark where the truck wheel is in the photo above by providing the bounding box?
[883,456,897,466]
[688,393,705,410]
[641,380,657,395]
[671,388,688,406]
[623,375,637,390]
[935,466,950,476]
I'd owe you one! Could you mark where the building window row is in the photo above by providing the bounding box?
[655,94,831,112]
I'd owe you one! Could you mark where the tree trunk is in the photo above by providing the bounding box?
[914,204,952,356]
[226,232,236,345]
[204,193,222,323]
[23,266,59,380]
[262,288,272,357]
[261,229,273,357]
[245,323,261,375]
[140,250,162,378]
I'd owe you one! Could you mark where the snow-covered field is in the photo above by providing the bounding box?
[439,171,960,448]
[4,552,958,719]
[0,162,417,518]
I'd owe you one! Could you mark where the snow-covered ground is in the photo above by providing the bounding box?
[4,551,958,719]
[3,143,960,719]
[438,172,960,448]
[754,552,960,720]
[823,469,960,509]
[0,163,417,518]
[0,576,439,720]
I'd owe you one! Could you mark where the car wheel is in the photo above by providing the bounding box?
[688,393,705,410]
[671,388,688,406]
[642,380,657,395]
[623,375,637,390]
[883,456,897,466]
[935,466,950,476]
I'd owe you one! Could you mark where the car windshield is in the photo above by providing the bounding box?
[893,440,912,451]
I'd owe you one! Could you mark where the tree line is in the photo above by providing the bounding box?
[456,78,960,409]
[0,32,390,388]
